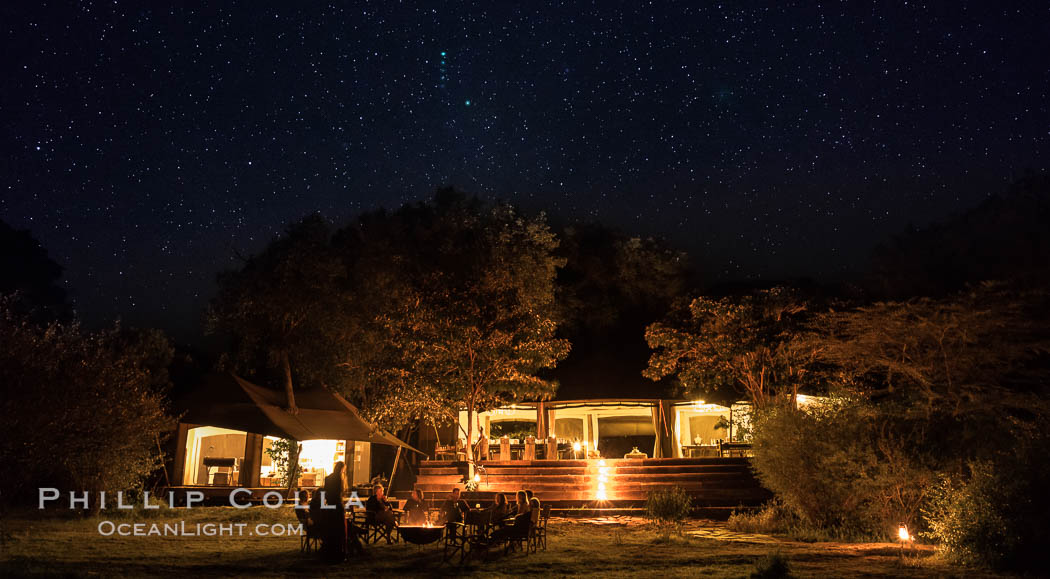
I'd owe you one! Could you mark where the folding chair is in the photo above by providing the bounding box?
[296,510,321,553]
[529,504,551,552]
[442,522,470,565]
[363,511,398,544]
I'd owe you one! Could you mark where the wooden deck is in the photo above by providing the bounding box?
[395,457,771,518]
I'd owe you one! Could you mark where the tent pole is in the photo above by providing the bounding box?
[388,445,403,494]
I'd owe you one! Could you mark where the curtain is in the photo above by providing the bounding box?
[537,401,548,440]
[651,404,662,458]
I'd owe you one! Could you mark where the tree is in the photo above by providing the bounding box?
[207,215,345,414]
[0,219,70,322]
[0,299,172,509]
[749,283,1050,545]
[332,192,570,462]
[643,288,819,408]
[868,173,1050,298]
[208,215,347,493]
[556,223,689,334]
[814,283,1050,465]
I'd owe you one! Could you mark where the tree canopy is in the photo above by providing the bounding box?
[643,287,819,407]
[0,219,70,322]
[207,215,345,413]
[208,191,570,444]
[0,299,173,507]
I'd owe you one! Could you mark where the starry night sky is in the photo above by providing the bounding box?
[2,2,1048,342]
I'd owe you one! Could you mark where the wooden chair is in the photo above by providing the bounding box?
[529,504,551,552]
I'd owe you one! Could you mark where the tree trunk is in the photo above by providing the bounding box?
[280,350,299,414]
[285,441,301,498]
[465,404,475,480]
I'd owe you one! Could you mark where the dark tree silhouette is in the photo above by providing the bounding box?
[0,219,70,321]
[869,173,1050,298]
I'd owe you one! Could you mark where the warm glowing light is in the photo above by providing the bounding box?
[898,525,911,542]
[595,488,607,501]
[597,459,606,467]
[473,474,480,483]
[572,442,582,452]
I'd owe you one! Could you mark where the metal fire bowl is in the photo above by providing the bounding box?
[399,526,444,545]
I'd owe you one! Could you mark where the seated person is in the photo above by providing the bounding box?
[365,484,397,540]
[528,497,541,526]
[489,491,531,542]
[439,487,471,525]
[308,487,323,527]
[403,489,427,525]
[295,488,314,528]
[487,493,510,525]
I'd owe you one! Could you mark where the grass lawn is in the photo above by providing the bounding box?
[1,507,1006,578]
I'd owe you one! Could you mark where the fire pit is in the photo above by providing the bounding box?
[398,525,444,545]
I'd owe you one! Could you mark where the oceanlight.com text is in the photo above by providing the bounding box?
[96,521,304,537]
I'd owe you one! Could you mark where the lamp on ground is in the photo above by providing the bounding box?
[572,441,582,459]
[898,523,911,559]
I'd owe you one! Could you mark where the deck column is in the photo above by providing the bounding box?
[172,422,192,486]
[524,436,536,460]
[546,436,558,461]
[240,433,262,487]
[500,436,510,461]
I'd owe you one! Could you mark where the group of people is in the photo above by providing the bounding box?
[431,486,541,544]
[295,461,543,563]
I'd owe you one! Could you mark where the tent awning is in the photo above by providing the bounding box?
[176,373,421,454]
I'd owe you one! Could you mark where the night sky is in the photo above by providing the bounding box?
[3,2,1048,342]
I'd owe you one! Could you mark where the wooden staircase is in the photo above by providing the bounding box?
[394,457,771,519]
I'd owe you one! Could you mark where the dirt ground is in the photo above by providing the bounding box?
[0,509,1007,577]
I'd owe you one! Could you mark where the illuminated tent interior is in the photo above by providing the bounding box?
[173,373,419,488]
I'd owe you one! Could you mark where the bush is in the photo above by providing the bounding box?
[750,401,941,540]
[0,309,173,509]
[727,501,793,535]
[750,551,793,578]
[750,403,884,533]
[645,487,691,536]
[922,450,1050,572]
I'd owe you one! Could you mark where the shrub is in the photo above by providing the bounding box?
[727,500,793,535]
[645,487,691,536]
[922,450,1050,572]
[750,400,942,540]
[750,403,884,533]
[750,551,793,578]
[0,309,173,510]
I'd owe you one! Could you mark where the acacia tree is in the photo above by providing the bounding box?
[815,283,1050,462]
[643,287,819,408]
[750,283,1050,541]
[333,192,570,462]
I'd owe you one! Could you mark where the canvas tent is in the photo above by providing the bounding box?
[177,373,418,451]
[172,373,420,488]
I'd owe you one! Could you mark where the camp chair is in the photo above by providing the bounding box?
[442,522,470,565]
[488,514,532,556]
[529,504,551,552]
[295,509,321,553]
[362,510,398,544]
